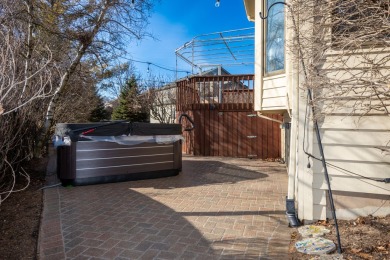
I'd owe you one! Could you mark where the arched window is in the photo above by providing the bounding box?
[265,0,285,74]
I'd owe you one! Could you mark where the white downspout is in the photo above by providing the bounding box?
[288,79,299,200]
[287,0,299,201]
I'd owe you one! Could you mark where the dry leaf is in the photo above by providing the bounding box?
[357,252,373,259]
[377,246,386,251]
[351,248,362,253]
[318,220,327,226]
[356,217,366,224]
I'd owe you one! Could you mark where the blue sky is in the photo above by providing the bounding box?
[127,0,254,81]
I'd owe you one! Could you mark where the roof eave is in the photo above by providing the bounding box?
[243,0,255,22]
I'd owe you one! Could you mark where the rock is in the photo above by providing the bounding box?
[298,225,331,237]
[295,237,336,255]
[311,255,344,259]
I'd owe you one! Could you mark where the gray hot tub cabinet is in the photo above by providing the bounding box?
[56,122,182,186]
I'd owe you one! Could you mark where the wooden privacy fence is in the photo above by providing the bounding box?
[177,75,254,111]
[177,75,282,159]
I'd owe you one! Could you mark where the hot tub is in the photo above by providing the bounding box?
[54,122,182,186]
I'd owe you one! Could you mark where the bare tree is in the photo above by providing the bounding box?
[0,1,54,116]
[0,1,56,204]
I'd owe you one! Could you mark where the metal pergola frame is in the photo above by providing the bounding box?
[175,27,255,76]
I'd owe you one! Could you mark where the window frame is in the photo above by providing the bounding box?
[263,0,286,77]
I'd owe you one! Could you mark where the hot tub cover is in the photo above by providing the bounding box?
[53,121,182,145]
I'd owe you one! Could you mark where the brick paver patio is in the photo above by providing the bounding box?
[39,156,291,259]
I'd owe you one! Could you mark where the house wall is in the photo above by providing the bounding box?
[307,114,390,220]
[329,191,390,220]
[299,50,390,221]
[149,104,176,124]
[149,86,176,124]
[245,0,390,221]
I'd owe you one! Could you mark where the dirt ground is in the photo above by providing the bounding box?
[0,158,46,260]
[0,157,389,260]
[289,215,390,259]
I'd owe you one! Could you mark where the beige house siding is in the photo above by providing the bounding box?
[261,76,288,110]
[300,46,390,220]
[310,115,390,219]
[329,191,390,220]
[149,85,177,124]
[149,104,176,124]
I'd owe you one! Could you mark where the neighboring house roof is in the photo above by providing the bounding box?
[198,67,231,76]
[156,82,176,91]
[243,0,255,22]
[222,81,248,90]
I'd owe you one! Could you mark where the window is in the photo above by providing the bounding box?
[265,0,285,74]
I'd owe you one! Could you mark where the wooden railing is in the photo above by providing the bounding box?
[176,74,254,111]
